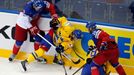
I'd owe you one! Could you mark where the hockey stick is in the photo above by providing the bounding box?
[72,51,91,75]
[59,52,68,75]
[38,33,68,75]
[37,33,80,64]
[73,49,85,61]
[72,48,97,75]
[61,53,80,64]
[72,63,85,75]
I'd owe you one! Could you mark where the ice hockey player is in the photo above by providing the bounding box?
[20,16,78,71]
[71,29,106,75]
[81,45,106,75]
[54,16,75,56]
[8,0,58,61]
[85,22,126,75]
[20,18,59,71]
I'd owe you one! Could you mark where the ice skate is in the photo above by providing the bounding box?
[8,54,16,62]
[53,56,63,65]
[36,57,47,64]
[21,60,27,71]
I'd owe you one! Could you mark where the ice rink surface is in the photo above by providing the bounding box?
[0,57,118,75]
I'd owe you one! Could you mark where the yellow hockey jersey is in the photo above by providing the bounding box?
[53,16,75,54]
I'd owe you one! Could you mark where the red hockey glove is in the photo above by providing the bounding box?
[29,26,39,36]
[52,14,58,19]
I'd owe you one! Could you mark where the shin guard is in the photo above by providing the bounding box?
[116,65,126,75]
[13,44,21,55]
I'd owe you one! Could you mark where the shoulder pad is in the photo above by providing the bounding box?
[92,29,102,39]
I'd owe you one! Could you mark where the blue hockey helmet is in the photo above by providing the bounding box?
[32,0,46,10]
[73,30,82,39]
[86,22,96,29]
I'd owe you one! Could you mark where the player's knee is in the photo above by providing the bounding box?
[15,41,23,46]
[34,42,40,50]
[111,62,119,68]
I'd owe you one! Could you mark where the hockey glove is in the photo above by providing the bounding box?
[52,14,58,19]
[29,26,39,36]
[100,42,107,50]
[86,45,96,56]
[55,45,64,53]
[86,58,92,64]
[88,45,96,51]
[39,30,45,36]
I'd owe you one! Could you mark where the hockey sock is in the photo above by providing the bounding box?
[12,41,23,55]
[13,44,21,55]
[27,48,44,63]
[91,67,100,75]
[34,42,40,50]
[116,65,126,75]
